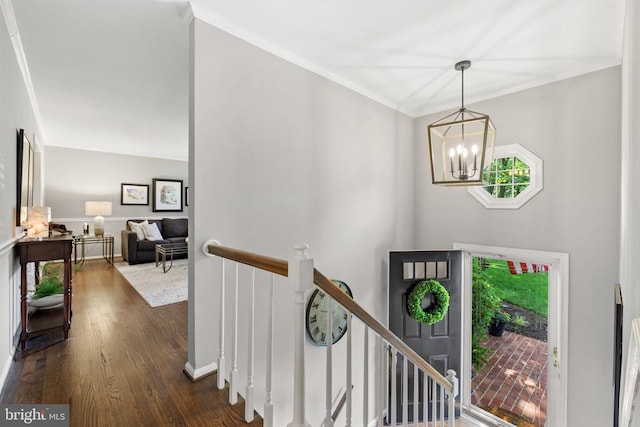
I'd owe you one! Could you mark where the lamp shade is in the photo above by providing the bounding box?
[85,201,111,236]
[85,201,112,216]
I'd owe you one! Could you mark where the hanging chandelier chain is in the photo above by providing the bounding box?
[461,65,464,110]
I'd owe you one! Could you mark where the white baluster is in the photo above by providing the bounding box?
[229,263,239,405]
[245,268,256,422]
[402,356,408,427]
[446,370,458,427]
[376,339,385,427]
[413,363,418,425]
[390,347,397,426]
[264,274,275,427]
[362,326,368,427]
[439,384,445,427]
[423,371,428,425]
[432,376,437,423]
[346,312,352,427]
[217,259,226,390]
[324,297,334,427]
[287,243,312,427]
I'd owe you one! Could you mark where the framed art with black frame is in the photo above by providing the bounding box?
[121,183,149,205]
[152,178,183,212]
[16,129,34,226]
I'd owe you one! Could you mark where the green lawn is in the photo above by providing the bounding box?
[480,259,548,318]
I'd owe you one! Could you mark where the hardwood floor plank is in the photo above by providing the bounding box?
[1,259,263,427]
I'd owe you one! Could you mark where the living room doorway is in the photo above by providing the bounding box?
[453,243,568,427]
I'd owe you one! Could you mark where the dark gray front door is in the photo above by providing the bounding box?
[388,250,461,424]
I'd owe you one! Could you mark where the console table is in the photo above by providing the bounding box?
[73,234,114,266]
[16,235,73,350]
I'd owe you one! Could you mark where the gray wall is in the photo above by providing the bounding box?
[415,66,621,427]
[0,5,42,387]
[190,18,415,426]
[45,146,188,258]
[620,0,640,420]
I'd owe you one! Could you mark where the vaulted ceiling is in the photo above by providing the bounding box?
[9,0,627,160]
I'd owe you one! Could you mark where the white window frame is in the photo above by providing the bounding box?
[468,143,543,209]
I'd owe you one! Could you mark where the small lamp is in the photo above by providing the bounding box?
[26,206,51,238]
[85,201,112,236]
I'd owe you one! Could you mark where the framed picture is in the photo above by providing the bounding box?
[16,129,34,226]
[185,187,189,207]
[152,178,183,212]
[121,183,149,205]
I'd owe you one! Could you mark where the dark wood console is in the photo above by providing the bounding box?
[16,235,73,350]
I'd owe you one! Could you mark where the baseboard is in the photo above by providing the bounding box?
[0,346,16,399]
[183,361,217,382]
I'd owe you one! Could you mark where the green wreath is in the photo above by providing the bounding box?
[407,280,450,325]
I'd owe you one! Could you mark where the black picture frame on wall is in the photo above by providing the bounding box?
[121,183,149,205]
[152,178,183,212]
[16,129,34,226]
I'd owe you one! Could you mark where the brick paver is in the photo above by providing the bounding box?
[471,331,547,426]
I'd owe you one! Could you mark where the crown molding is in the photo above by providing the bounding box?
[189,4,414,118]
[180,2,194,25]
[0,0,46,151]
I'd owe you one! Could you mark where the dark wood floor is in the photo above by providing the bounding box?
[1,259,262,427]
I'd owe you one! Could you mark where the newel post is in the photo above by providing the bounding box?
[287,243,313,427]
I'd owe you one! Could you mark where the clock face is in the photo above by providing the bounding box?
[305,280,353,345]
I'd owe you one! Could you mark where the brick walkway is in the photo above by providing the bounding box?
[471,331,547,426]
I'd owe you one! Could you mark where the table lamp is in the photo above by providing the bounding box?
[26,206,51,238]
[85,201,112,236]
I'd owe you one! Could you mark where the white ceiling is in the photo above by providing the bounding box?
[10,0,626,161]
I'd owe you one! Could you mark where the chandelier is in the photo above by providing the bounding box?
[428,60,496,186]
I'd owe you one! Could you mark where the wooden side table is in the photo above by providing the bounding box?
[16,235,73,350]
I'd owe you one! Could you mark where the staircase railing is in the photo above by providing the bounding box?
[203,241,458,426]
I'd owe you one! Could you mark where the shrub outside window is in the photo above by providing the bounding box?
[468,144,543,209]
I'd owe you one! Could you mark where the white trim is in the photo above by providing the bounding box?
[0,234,25,256]
[183,360,217,381]
[453,242,569,427]
[0,0,46,150]
[52,216,188,223]
[0,350,17,397]
[467,144,543,210]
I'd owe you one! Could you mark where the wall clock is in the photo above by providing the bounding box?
[305,280,353,345]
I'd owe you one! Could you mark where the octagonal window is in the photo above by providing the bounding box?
[468,144,543,209]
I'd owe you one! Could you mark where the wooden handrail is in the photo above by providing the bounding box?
[204,243,453,391]
[206,244,288,277]
[312,269,452,389]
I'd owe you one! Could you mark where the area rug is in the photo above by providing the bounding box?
[114,259,188,307]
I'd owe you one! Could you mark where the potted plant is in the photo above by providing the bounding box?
[489,310,511,337]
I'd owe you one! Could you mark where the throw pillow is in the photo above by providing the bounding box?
[128,220,147,241]
[142,222,164,241]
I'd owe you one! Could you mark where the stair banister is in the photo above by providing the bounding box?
[204,242,457,425]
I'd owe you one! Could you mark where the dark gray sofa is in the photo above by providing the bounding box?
[121,218,188,265]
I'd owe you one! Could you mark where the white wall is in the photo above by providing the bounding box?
[0,4,41,390]
[415,67,621,427]
[620,0,640,420]
[45,146,188,258]
[189,18,415,426]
